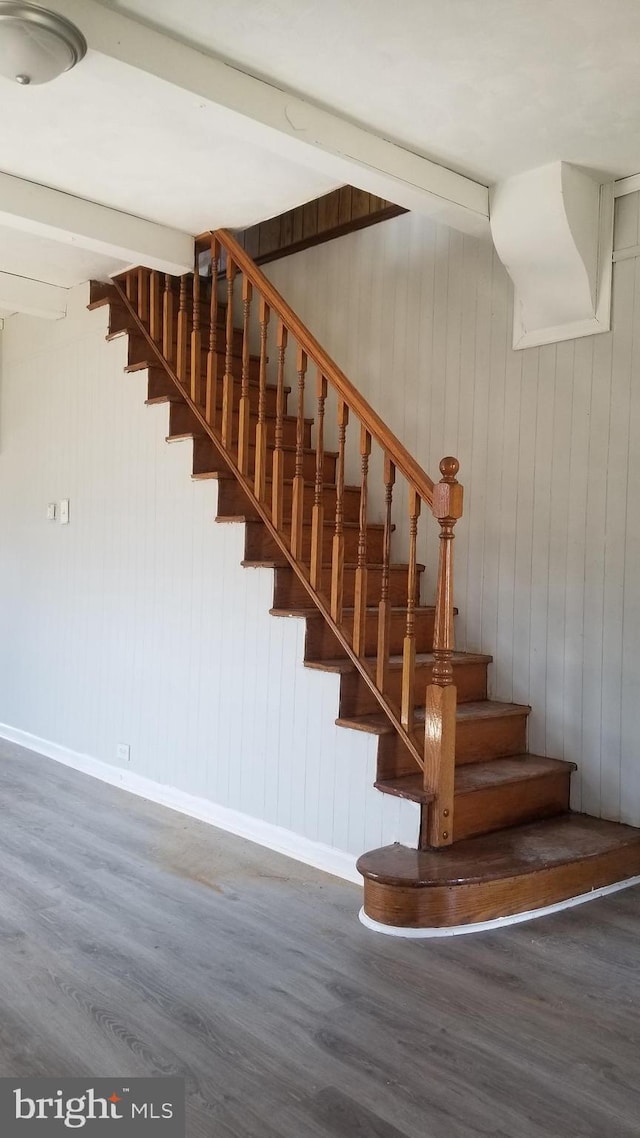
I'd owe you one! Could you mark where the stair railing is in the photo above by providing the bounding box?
[112,230,463,847]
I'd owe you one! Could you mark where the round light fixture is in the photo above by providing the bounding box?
[0,2,86,85]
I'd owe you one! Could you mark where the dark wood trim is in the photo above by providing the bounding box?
[234,189,407,266]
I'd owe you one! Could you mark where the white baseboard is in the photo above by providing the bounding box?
[0,723,361,886]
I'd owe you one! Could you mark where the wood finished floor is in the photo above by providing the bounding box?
[0,740,639,1137]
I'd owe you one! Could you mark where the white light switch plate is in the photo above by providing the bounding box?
[46,503,57,521]
[59,498,69,525]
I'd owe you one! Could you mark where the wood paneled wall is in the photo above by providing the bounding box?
[265,198,640,828]
[0,288,418,861]
[235,186,406,265]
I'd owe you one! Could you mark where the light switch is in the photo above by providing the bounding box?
[46,503,57,521]
[59,498,69,525]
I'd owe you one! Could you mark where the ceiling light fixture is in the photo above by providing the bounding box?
[0,2,86,86]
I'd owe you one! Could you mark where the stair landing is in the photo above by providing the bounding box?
[357,814,640,930]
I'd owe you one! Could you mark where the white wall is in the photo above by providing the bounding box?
[0,286,418,871]
[265,194,640,827]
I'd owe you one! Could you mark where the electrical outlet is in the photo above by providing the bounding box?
[116,743,130,763]
[46,503,57,521]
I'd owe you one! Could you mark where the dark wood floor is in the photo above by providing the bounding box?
[1,740,639,1137]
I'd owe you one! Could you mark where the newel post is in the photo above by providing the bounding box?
[424,457,463,847]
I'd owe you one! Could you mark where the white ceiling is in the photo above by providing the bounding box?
[0,227,123,287]
[1,0,639,317]
[0,50,337,234]
[112,0,640,185]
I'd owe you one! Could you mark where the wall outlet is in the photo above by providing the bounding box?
[116,743,130,763]
[59,498,69,525]
[46,503,57,521]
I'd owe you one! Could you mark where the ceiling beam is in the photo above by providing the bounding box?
[0,171,193,276]
[50,0,489,238]
[0,272,68,319]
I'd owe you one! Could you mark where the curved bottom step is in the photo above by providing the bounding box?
[357,814,640,930]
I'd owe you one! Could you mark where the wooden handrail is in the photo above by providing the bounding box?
[199,229,436,509]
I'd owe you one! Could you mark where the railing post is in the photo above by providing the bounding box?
[149,270,161,343]
[254,297,270,501]
[291,345,308,558]
[331,399,349,623]
[271,321,288,530]
[376,455,395,690]
[205,237,219,428]
[401,487,421,733]
[238,276,253,475]
[424,457,463,848]
[353,425,371,656]
[177,275,189,384]
[190,251,202,405]
[162,274,174,365]
[310,371,327,591]
[221,260,237,449]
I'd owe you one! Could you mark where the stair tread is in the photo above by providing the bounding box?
[270,605,437,618]
[167,432,338,459]
[337,699,531,735]
[306,651,492,675]
[357,814,640,887]
[164,411,314,426]
[243,559,425,571]
[206,472,361,492]
[375,754,576,804]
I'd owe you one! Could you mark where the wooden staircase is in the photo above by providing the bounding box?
[88,231,640,932]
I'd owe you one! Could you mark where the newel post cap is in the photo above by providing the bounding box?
[432,456,463,521]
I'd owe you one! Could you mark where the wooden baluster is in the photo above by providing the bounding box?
[176,275,189,384]
[162,274,174,364]
[353,426,371,655]
[190,254,202,405]
[331,400,349,623]
[271,322,288,530]
[137,268,149,323]
[376,456,396,690]
[290,346,308,558]
[205,238,219,428]
[253,297,270,501]
[310,372,327,591]
[149,271,161,343]
[221,260,237,450]
[401,488,422,732]
[238,277,253,475]
[424,458,463,848]
[125,270,135,305]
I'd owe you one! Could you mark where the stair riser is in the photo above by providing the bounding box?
[338,662,488,717]
[456,714,528,764]
[111,299,244,353]
[440,772,572,845]
[360,841,640,929]
[193,439,335,483]
[123,335,266,386]
[146,368,285,418]
[215,480,362,524]
[244,520,385,564]
[115,285,221,324]
[373,714,529,779]
[304,610,436,661]
[273,565,423,609]
[169,401,312,449]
